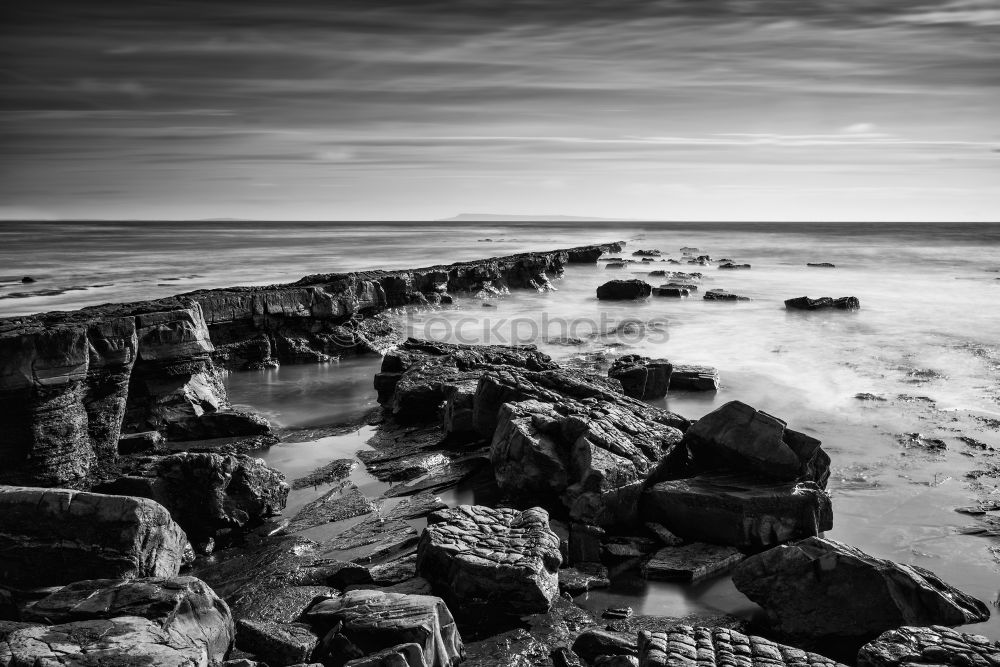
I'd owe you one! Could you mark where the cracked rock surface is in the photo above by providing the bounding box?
[637,626,846,667]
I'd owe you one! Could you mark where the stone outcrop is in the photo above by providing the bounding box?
[732,537,990,642]
[235,618,320,666]
[0,616,227,666]
[668,365,719,392]
[641,543,743,582]
[596,280,652,300]
[858,626,1000,667]
[642,473,832,548]
[416,505,562,615]
[0,243,621,487]
[785,296,861,311]
[680,401,830,486]
[637,627,845,667]
[96,452,288,548]
[22,576,234,658]
[608,356,671,400]
[703,289,751,301]
[302,590,463,667]
[0,486,189,588]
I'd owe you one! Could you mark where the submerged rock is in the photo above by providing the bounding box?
[22,576,234,658]
[417,505,562,615]
[784,296,860,311]
[302,590,463,667]
[0,486,189,588]
[632,250,662,257]
[638,627,845,667]
[608,355,672,400]
[732,537,990,642]
[703,289,751,301]
[652,286,690,297]
[668,365,719,392]
[857,625,1000,667]
[807,262,836,268]
[718,262,751,270]
[641,543,743,582]
[596,280,652,300]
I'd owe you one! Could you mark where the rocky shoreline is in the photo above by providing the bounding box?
[0,242,996,666]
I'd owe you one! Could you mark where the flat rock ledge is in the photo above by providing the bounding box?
[417,505,562,615]
[732,537,990,642]
[858,625,1000,667]
[638,626,846,667]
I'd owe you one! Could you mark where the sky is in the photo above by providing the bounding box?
[1,0,998,221]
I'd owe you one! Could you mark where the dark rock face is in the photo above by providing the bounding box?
[491,397,685,526]
[302,590,464,667]
[20,276,35,284]
[571,629,637,663]
[718,262,751,270]
[416,505,561,615]
[642,473,832,549]
[703,289,751,301]
[0,487,189,588]
[596,280,652,300]
[652,286,690,297]
[608,355,672,400]
[22,576,234,659]
[96,452,289,547]
[858,626,1000,667]
[0,616,227,666]
[638,627,846,667]
[785,296,860,311]
[732,537,991,642]
[235,618,320,666]
[632,250,662,257]
[681,400,831,486]
[807,263,836,268]
[668,365,719,392]
[118,430,163,455]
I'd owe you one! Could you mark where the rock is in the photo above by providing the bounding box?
[490,397,685,526]
[596,280,652,300]
[652,286,689,297]
[668,365,719,392]
[291,458,358,490]
[118,430,164,455]
[703,289,751,301]
[0,616,227,666]
[20,276,35,284]
[595,656,638,667]
[165,409,272,441]
[315,516,420,565]
[552,645,586,667]
[96,452,289,547]
[642,473,833,548]
[608,355,672,400]
[417,505,561,615]
[568,523,606,564]
[558,563,611,595]
[22,576,234,658]
[641,543,742,582]
[785,296,860,311]
[0,487,189,588]
[644,523,684,546]
[605,262,628,269]
[857,625,1000,667]
[571,629,637,663]
[632,250,662,257]
[602,536,660,560]
[302,590,463,667]
[346,643,426,666]
[679,400,831,485]
[287,483,376,533]
[718,262,751,270]
[602,607,633,620]
[236,619,320,667]
[732,537,991,642]
[637,626,845,667]
[807,263,836,268]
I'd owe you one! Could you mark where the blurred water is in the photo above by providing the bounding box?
[7,220,1000,638]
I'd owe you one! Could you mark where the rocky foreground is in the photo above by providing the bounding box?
[0,243,994,666]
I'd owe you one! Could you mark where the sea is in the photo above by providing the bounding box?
[3,220,1000,639]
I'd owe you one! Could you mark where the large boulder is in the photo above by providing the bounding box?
[0,615,224,666]
[302,590,463,667]
[642,473,832,548]
[858,625,1000,667]
[638,626,845,667]
[22,576,233,658]
[491,398,685,526]
[416,505,561,615]
[97,452,288,548]
[596,280,652,300]
[680,400,830,486]
[0,487,189,588]
[668,365,719,392]
[732,537,990,642]
[608,356,671,400]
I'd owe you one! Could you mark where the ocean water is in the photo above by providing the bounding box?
[5,220,1000,640]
